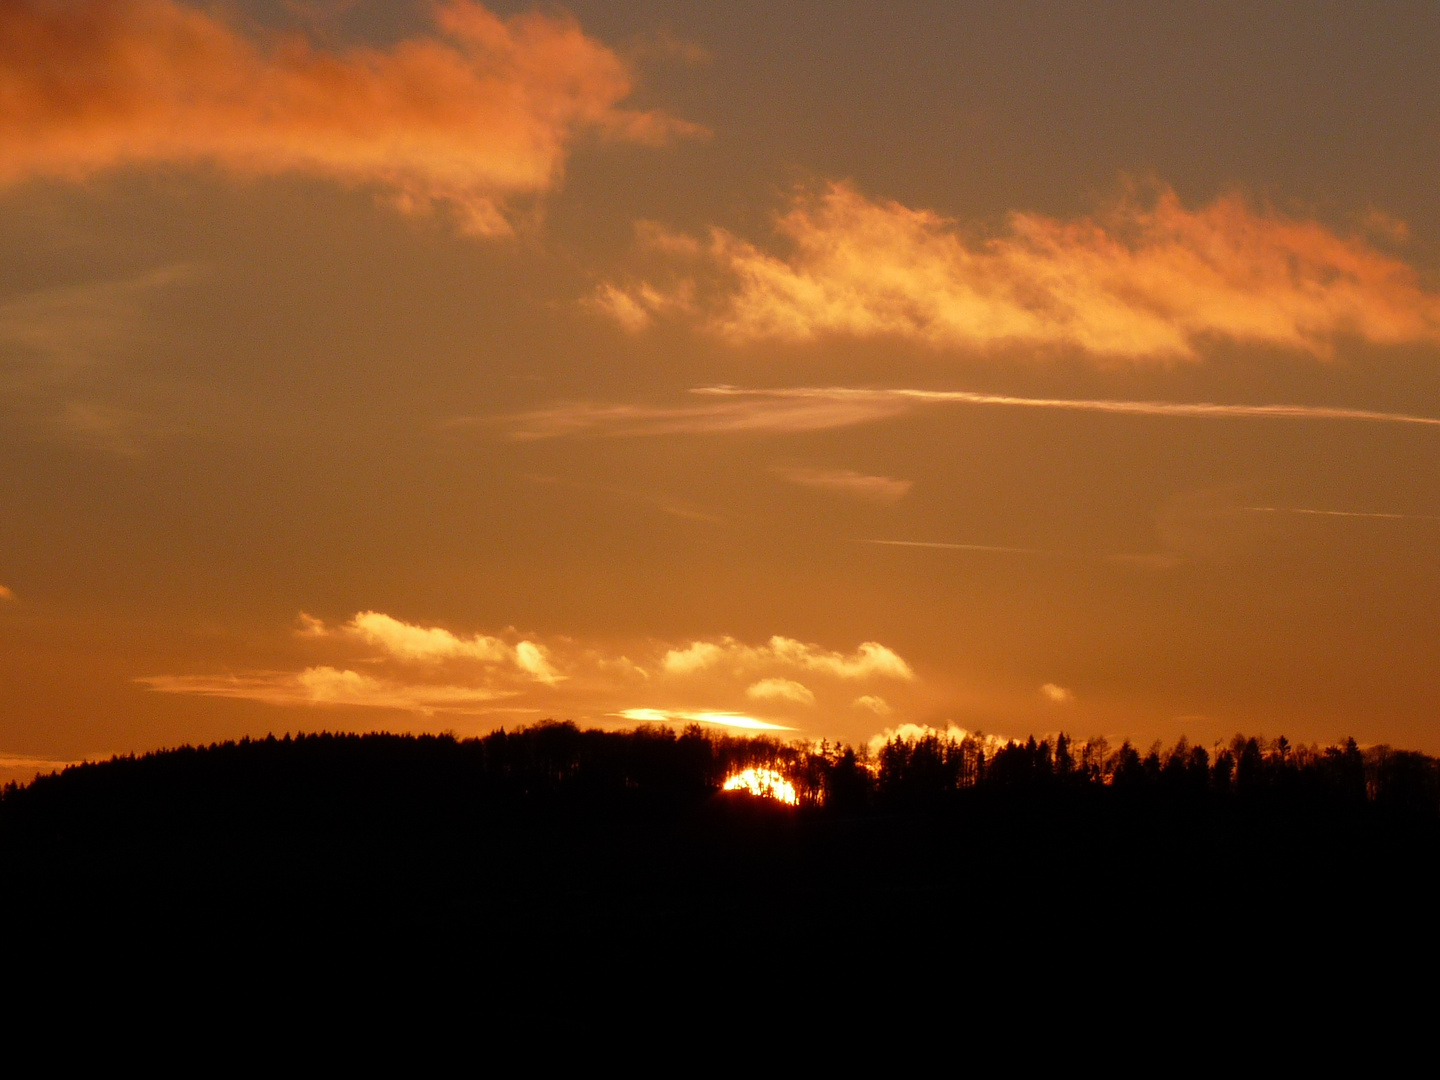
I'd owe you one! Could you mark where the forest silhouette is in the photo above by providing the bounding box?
[5,720,1438,960]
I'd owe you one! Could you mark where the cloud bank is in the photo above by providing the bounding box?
[143,615,914,729]
[0,0,695,234]
[596,181,1440,358]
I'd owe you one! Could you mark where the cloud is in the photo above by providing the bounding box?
[521,473,723,525]
[345,609,510,662]
[0,751,96,785]
[0,266,191,374]
[661,640,726,675]
[493,383,1440,442]
[584,280,694,332]
[295,612,328,636]
[858,539,1050,555]
[746,678,815,705]
[663,635,915,681]
[491,393,907,440]
[699,386,1440,428]
[852,695,890,715]
[1244,506,1440,522]
[774,465,912,503]
[769,637,914,680]
[0,752,83,770]
[0,265,198,453]
[514,640,563,685]
[0,0,697,235]
[302,610,564,683]
[614,707,793,732]
[147,615,912,730]
[1040,683,1075,704]
[594,180,1440,359]
[0,585,13,601]
[138,666,513,714]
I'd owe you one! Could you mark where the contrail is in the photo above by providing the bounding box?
[857,539,1052,555]
[693,385,1440,427]
[1245,506,1440,522]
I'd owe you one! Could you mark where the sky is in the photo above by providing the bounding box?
[3,0,1440,781]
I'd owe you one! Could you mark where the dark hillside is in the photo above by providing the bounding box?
[3,723,1437,961]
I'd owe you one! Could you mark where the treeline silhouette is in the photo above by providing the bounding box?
[11,722,1435,818]
[3,722,1438,958]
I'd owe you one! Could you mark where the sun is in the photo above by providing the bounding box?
[721,767,798,805]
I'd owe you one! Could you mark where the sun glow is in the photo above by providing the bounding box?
[615,708,793,731]
[722,767,798,805]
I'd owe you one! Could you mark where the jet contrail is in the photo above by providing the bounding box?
[1245,506,1440,521]
[694,385,1440,427]
[856,539,1053,555]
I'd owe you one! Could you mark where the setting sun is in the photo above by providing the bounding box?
[722,767,798,805]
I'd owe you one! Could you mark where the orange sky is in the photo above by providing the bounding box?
[3,0,1440,782]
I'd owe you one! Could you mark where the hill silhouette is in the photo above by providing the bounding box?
[5,721,1437,959]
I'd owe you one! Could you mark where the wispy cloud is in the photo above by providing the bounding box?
[1040,683,1075,704]
[0,266,200,453]
[697,386,1440,428]
[522,473,723,524]
[494,384,1440,442]
[0,752,83,771]
[138,667,515,714]
[774,465,912,502]
[593,180,1440,358]
[0,0,697,235]
[858,539,1052,555]
[0,266,191,375]
[1245,506,1440,522]
[491,394,907,440]
[0,750,100,786]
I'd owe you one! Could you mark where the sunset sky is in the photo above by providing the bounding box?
[3,0,1440,781]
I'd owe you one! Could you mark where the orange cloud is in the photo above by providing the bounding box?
[0,584,13,600]
[493,383,1440,443]
[662,635,915,681]
[0,0,696,234]
[745,677,815,705]
[491,393,909,440]
[139,667,514,714]
[143,615,923,732]
[614,707,793,732]
[596,181,1440,358]
[301,610,563,683]
[346,609,510,663]
[774,465,912,503]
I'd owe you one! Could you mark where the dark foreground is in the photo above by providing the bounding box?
[5,723,1438,956]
